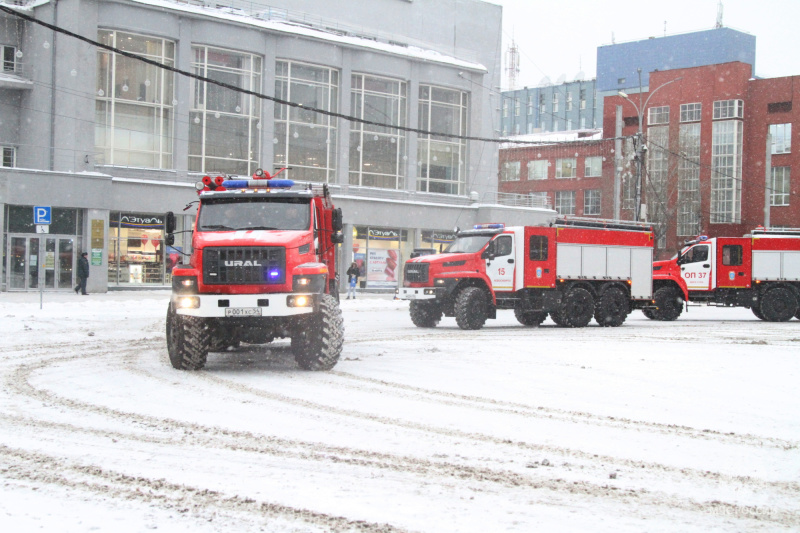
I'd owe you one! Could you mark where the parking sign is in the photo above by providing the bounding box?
[34,206,52,225]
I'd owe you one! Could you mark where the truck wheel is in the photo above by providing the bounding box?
[653,287,683,321]
[752,305,766,321]
[514,306,547,326]
[454,286,490,330]
[759,287,797,322]
[291,294,344,370]
[561,287,594,328]
[409,300,443,328]
[182,316,210,370]
[166,303,187,369]
[594,287,630,327]
[549,308,568,327]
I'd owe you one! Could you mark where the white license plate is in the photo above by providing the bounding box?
[225,307,262,317]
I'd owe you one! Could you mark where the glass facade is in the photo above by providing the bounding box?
[108,212,168,285]
[417,85,468,195]
[677,123,701,236]
[274,60,339,183]
[711,119,743,224]
[190,46,262,175]
[95,30,175,168]
[349,74,407,189]
[351,226,411,289]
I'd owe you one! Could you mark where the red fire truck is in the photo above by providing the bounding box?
[397,218,655,329]
[647,227,800,322]
[165,170,345,370]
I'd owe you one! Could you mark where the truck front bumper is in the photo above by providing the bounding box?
[396,287,441,300]
[173,292,317,318]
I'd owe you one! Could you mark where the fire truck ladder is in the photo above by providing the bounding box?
[750,227,800,236]
[554,216,654,233]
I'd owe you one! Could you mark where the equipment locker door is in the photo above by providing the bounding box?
[485,234,515,292]
[678,243,713,291]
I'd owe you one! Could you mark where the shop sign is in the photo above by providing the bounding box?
[368,228,400,241]
[366,249,399,287]
[91,248,103,266]
[91,219,105,250]
[118,213,165,229]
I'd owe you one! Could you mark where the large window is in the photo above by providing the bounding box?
[190,46,262,175]
[678,123,701,236]
[680,103,702,122]
[2,45,17,72]
[771,167,790,206]
[528,159,548,180]
[500,161,520,181]
[583,189,601,215]
[555,191,575,215]
[108,212,169,286]
[1,146,15,167]
[555,158,576,178]
[713,99,744,119]
[95,30,175,168]
[769,123,792,154]
[648,106,670,125]
[584,156,602,177]
[350,74,406,189]
[710,119,743,224]
[417,85,468,195]
[275,61,339,183]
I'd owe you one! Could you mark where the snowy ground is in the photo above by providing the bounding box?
[0,290,798,532]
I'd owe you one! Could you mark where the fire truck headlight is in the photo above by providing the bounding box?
[434,278,446,286]
[287,295,313,308]
[176,296,200,309]
[292,274,325,293]
[172,276,198,294]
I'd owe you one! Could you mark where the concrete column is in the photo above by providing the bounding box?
[85,208,109,294]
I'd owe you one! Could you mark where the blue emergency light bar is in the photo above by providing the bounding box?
[473,223,505,230]
[222,179,295,189]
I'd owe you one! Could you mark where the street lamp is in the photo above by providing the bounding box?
[617,68,682,221]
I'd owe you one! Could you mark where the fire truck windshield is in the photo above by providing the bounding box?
[197,198,310,231]
[444,235,493,254]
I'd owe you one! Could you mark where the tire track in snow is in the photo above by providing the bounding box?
[5,339,799,528]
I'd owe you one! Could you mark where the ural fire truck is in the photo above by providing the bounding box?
[647,227,800,322]
[165,169,345,370]
[397,218,655,329]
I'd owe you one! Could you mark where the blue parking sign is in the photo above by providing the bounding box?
[34,206,52,225]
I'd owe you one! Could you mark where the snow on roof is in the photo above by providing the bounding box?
[129,0,486,72]
[500,129,603,149]
[0,71,33,87]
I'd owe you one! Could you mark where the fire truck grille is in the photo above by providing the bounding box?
[404,262,429,284]
[202,247,286,285]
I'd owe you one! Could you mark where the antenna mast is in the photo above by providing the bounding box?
[716,1,724,28]
[505,39,520,90]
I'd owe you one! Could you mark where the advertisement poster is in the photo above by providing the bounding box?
[366,249,399,288]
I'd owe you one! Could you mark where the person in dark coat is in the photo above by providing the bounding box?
[75,252,89,295]
[346,261,359,299]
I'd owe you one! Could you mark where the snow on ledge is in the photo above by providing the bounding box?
[128,0,486,72]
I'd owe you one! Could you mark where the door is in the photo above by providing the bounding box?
[7,235,75,291]
[716,238,751,289]
[485,234,515,292]
[678,242,713,291]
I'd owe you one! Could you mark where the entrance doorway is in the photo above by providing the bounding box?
[8,235,75,291]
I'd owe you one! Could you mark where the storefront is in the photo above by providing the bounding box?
[3,205,83,291]
[107,212,171,286]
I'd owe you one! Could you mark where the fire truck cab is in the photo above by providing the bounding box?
[398,218,655,330]
[649,227,800,321]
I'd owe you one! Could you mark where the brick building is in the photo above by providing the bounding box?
[500,61,799,258]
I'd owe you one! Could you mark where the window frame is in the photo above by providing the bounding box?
[555,157,576,178]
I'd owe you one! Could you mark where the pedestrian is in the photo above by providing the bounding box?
[346,261,359,299]
[75,252,89,295]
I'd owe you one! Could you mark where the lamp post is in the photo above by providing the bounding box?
[618,69,682,221]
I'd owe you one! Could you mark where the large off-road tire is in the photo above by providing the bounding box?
[652,287,683,321]
[560,287,594,328]
[752,304,766,321]
[409,300,443,328]
[166,302,210,370]
[514,306,547,326]
[642,308,657,320]
[594,287,630,327]
[291,294,344,370]
[454,286,491,330]
[759,287,797,322]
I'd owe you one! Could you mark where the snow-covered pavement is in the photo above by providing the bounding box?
[0,290,798,532]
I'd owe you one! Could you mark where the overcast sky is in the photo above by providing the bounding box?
[487,0,800,89]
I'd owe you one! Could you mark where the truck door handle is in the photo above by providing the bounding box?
[703,264,710,268]
[681,267,685,271]
[507,259,514,264]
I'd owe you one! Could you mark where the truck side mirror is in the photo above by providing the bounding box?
[481,243,495,260]
[331,208,343,233]
[165,211,176,234]
[331,232,344,244]
[165,234,175,246]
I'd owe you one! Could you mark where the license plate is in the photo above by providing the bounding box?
[225,307,262,317]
